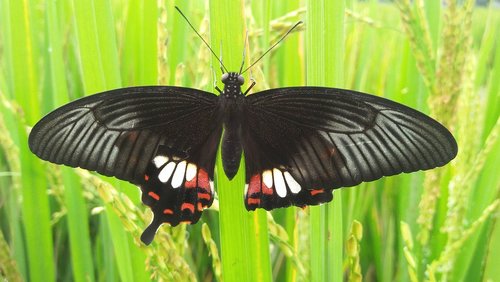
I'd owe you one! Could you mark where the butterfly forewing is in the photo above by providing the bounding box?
[29,86,223,244]
[29,86,220,182]
[241,87,457,210]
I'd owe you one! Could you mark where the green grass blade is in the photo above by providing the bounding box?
[4,0,55,280]
[1,2,499,281]
[0,229,22,281]
[61,170,95,281]
[424,0,441,50]
[306,2,326,280]
[46,1,95,281]
[209,1,272,280]
[121,0,158,86]
[70,0,121,92]
[0,7,28,279]
[452,119,500,280]
[307,0,345,281]
[118,3,157,280]
[276,4,304,281]
[69,1,148,281]
[165,0,190,86]
[306,2,325,280]
[482,21,500,140]
[0,77,23,282]
[324,2,345,281]
[482,198,500,281]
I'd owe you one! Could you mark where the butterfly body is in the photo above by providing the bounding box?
[29,72,457,244]
[219,72,246,179]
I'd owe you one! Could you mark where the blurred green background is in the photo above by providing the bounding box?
[1,0,499,281]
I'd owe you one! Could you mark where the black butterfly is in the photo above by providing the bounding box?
[28,11,457,244]
[28,70,457,245]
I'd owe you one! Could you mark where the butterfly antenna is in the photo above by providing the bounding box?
[175,6,229,73]
[219,40,225,74]
[241,21,303,74]
[238,30,249,74]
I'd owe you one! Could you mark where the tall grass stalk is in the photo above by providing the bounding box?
[46,2,96,281]
[0,1,498,281]
[69,1,150,281]
[0,82,25,280]
[272,3,304,281]
[306,0,345,281]
[209,1,271,281]
[397,0,500,281]
[3,0,55,281]
[0,95,22,281]
[0,229,21,281]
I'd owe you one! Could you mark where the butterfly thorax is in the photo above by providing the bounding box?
[220,72,245,179]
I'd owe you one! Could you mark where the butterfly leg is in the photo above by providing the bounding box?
[243,79,256,96]
[219,40,225,74]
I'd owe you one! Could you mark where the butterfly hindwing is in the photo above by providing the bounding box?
[241,108,337,210]
[139,132,220,244]
[29,86,223,244]
[242,87,457,210]
[245,168,333,210]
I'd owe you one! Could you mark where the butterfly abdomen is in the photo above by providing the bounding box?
[221,123,242,180]
[219,72,246,179]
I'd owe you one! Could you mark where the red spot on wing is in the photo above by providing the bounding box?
[262,182,273,195]
[310,189,324,196]
[148,191,160,200]
[185,176,197,188]
[197,169,210,190]
[180,220,192,224]
[181,203,195,213]
[144,174,150,181]
[163,209,174,215]
[248,174,261,196]
[197,192,211,201]
[247,198,261,205]
[197,169,214,204]
[197,202,203,211]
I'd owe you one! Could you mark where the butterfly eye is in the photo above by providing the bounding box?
[237,75,245,85]
[221,73,229,82]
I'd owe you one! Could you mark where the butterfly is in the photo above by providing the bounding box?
[28,70,457,245]
[28,10,457,245]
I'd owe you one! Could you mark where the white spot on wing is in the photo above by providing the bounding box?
[273,168,287,198]
[153,155,169,168]
[284,171,301,194]
[244,183,249,195]
[158,162,176,183]
[209,181,214,194]
[171,161,187,188]
[185,163,197,181]
[262,170,273,188]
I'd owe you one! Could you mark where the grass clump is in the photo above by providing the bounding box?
[0,1,498,281]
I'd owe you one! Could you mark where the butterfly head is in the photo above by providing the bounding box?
[221,72,244,85]
[221,72,245,99]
